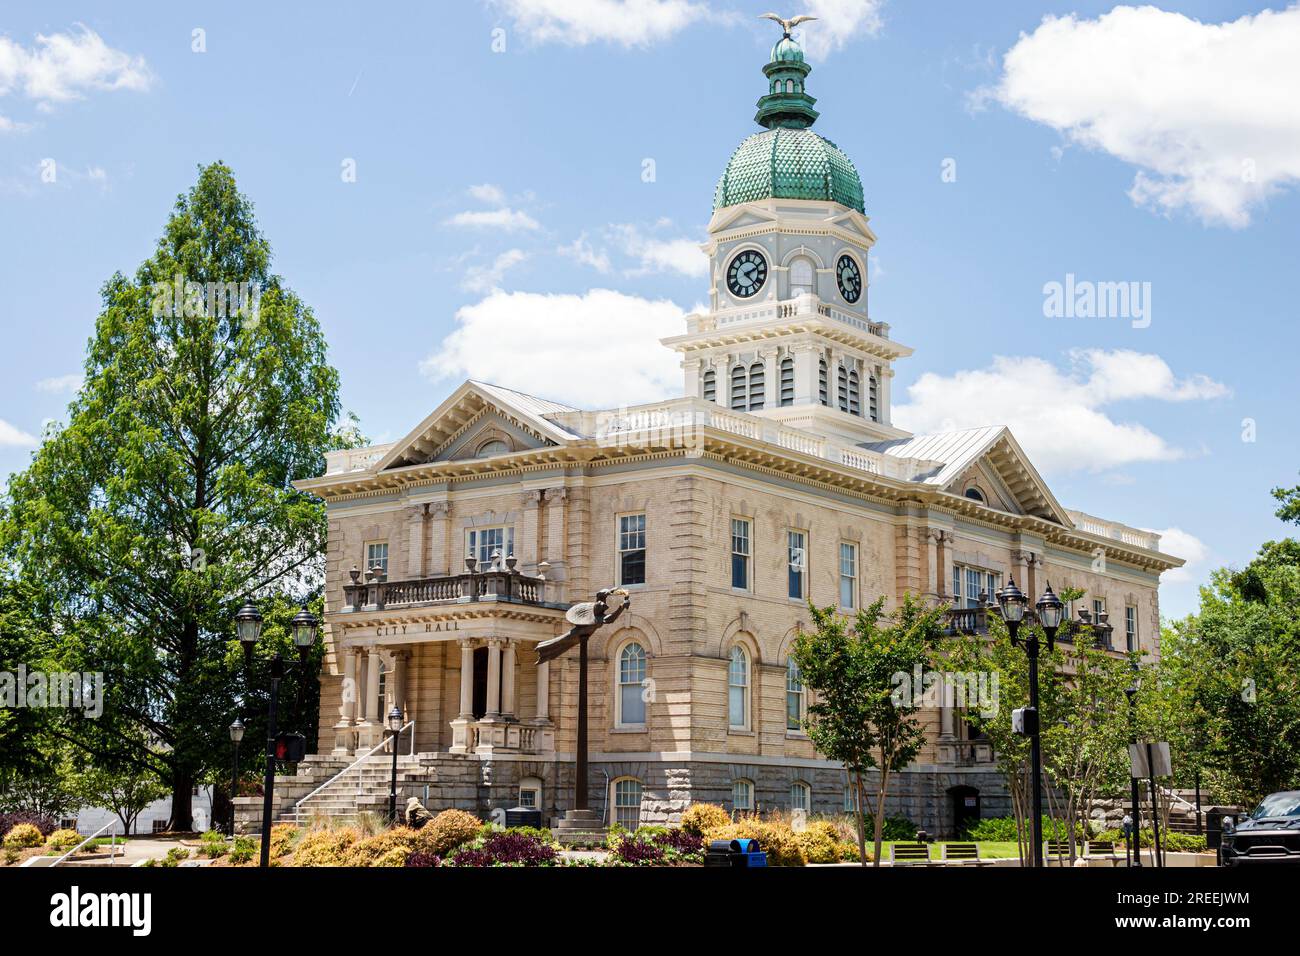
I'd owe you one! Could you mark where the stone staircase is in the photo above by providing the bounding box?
[286,753,432,825]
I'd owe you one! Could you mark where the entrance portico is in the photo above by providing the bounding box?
[326,564,567,757]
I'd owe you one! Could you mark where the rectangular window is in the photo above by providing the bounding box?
[1125,605,1138,652]
[614,779,643,829]
[786,662,803,731]
[952,564,1000,609]
[466,526,515,566]
[618,513,647,586]
[1093,597,1106,620]
[787,530,806,600]
[365,541,389,580]
[839,542,857,610]
[518,787,539,809]
[731,518,751,590]
[151,819,167,834]
[733,779,753,812]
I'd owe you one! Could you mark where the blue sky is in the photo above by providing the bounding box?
[2,1,1298,619]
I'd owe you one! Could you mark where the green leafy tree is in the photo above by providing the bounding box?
[792,595,942,866]
[73,760,169,835]
[0,162,340,829]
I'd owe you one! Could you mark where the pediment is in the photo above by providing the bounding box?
[825,208,877,244]
[942,430,1068,524]
[373,381,578,471]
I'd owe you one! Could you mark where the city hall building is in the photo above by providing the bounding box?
[288,33,1182,836]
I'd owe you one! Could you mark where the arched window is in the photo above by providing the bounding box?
[748,361,765,410]
[730,365,746,410]
[791,780,811,812]
[964,487,985,503]
[618,642,647,726]
[733,778,754,812]
[818,359,828,406]
[786,658,805,731]
[519,776,543,809]
[837,365,849,412]
[779,356,794,407]
[612,777,643,829]
[789,257,814,295]
[475,438,509,459]
[848,369,861,416]
[785,78,794,92]
[728,645,749,729]
[869,374,879,422]
[702,368,716,403]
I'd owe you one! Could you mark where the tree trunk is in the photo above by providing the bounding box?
[872,768,889,868]
[853,772,867,866]
[170,766,194,832]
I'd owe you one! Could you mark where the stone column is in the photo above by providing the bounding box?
[333,647,358,754]
[543,487,568,581]
[428,500,451,576]
[925,530,941,601]
[519,490,543,574]
[880,366,894,426]
[501,640,517,719]
[457,639,475,718]
[792,343,819,406]
[683,357,702,400]
[484,639,503,719]
[760,347,780,409]
[406,504,425,579]
[364,648,381,724]
[535,659,550,720]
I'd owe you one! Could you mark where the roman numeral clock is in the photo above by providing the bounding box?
[726,249,769,298]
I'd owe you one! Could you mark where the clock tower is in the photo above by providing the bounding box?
[662,25,911,445]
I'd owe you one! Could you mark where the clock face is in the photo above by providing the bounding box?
[836,254,863,303]
[726,249,768,298]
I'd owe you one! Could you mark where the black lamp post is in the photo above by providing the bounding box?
[235,599,319,868]
[386,706,404,823]
[998,579,1063,869]
[1124,663,1142,867]
[228,718,244,836]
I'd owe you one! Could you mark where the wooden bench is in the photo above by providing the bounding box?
[889,843,932,865]
[1044,840,1071,863]
[1085,840,1122,864]
[940,842,983,865]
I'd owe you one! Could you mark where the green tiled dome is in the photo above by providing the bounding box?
[714,127,865,213]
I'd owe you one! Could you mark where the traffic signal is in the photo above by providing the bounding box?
[274,732,306,763]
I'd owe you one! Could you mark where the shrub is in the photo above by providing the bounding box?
[1094,828,1207,853]
[228,836,258,865]
[290,827,359,867]
[880,816,918,841]
[613,837,665,866]
[448,830,558,867]
[653,828,703,855]
[343,827,419,867]
[704,819,807,867]
[405,851,441,868]
[797,821,843,864]
[373,847,410,867]
[414,809,483,856]
[0,812,55,839]
[45,829,81,851]
[3,823,44,849]
[681,803,731,836]
[269,823,300,860]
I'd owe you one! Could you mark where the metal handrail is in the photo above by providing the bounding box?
[52,820,120,867]
[293,720,415,815]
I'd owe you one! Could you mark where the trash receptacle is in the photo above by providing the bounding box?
[705,838,766,868]
[505,806,543,829]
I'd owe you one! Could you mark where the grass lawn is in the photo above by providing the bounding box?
[875,840,1021,860]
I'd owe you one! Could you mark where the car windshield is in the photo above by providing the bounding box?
[1250,793,1300,820]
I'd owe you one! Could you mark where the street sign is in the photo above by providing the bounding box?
[1129,740,1171,778]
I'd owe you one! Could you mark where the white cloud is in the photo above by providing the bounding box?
[0,419,37,448]
[983,5,1300,227]
[558,233,612,273]
[492,0,707,47]
[467,183,506,205]
[1146,526,1210,585]
[892,349,1229,474]
[36,373,83,394]
[445,208,540,231]
[0,25,151,106]
[421,288,685,407]
[609,224,706,277]
[461,248,528,293]
[796,1,886,59]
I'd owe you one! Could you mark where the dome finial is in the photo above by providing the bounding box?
[755,13,819,129]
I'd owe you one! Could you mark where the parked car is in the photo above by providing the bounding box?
[1221,791,1300,866]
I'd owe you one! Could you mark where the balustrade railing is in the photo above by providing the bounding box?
[343,566,550,612]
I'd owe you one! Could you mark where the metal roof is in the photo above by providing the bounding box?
[863,426,1006,487]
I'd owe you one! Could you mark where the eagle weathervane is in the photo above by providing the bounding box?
[759,11,818,37]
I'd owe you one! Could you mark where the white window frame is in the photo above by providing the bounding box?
[839,541,858,610]
[518,776,542,809]
[844,780,860,813]
[365,540,389,580]
[616,640,648,728]
[466,526,515,566]
[952,564,1001,609]
[1125,605,1138,652]
[733,778,754,813]
[728,645,750,730]
[616,512,647,587]
[612,777,643,830]
[731,517,752,591]
[787,529,807,601]
[786,658,805,732]
[791,781,811,812]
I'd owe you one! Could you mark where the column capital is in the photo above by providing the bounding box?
[521,489,544,508]
[545,486,569,503]
[428,500,451,519]
[457,636,478,649]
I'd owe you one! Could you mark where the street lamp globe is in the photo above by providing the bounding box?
[290,605,319,652]
[387,706,403,734]
[229,718,245,744]
[1035,582,1064,631]
[996,578,1028,624]
[235,601,263,651]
